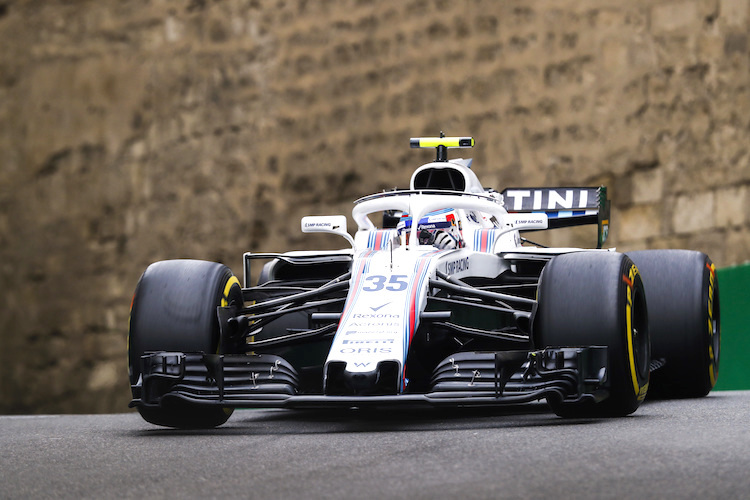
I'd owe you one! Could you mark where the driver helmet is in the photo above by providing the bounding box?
[397,209,463,249]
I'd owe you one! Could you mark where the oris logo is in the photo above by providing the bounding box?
[342,339,395,345]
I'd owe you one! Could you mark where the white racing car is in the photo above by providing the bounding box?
[128,135,720,428]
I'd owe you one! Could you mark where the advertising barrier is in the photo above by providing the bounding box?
[714,263,750,390]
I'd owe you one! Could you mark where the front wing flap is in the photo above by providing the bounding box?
[130,346,609,410]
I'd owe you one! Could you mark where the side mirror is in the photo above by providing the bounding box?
[301,215,354,247]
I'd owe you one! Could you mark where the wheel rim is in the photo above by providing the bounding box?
[631,284,650,382]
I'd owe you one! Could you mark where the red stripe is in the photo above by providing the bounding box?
[706,262,716,278]
[402,250,440,388]
[338,250,373,327]
[375,231,384,250]
[408,261,423,339]
[407,251,438,341]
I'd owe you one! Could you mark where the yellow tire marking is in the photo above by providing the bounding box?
[219,275,241,417]
[706,262,718,388]
[625,299,639,397]
[624,264,644,400]
[221,276,241,307]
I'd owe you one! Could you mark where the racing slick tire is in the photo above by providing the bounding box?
[128,259,243,428]
[627,250,720,398]
[535,252,650,417]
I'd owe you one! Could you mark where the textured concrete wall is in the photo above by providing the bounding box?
[1,0,748,413]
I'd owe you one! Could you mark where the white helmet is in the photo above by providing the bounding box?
[397,209,463,249]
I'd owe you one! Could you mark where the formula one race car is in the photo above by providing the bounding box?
[128,135,720,428]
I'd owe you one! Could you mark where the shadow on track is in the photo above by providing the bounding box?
[124,402,622,437]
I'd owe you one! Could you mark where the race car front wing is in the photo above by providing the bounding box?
[129,346,609,410]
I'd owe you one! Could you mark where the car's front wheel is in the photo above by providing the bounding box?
[534,252,650,417]
[128,259,243,428]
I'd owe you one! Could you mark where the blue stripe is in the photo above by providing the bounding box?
[400,208,455,228]
[400,250,441,390]
[473,229,496,252]
[536,210,596,219]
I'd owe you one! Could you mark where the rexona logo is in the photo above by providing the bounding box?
[352,313,400,319]
[445,257,469,274]
[501,188,598,211]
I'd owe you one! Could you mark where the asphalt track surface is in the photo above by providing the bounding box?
[2,391,749,500]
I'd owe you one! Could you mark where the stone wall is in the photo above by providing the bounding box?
[0,0,748,413]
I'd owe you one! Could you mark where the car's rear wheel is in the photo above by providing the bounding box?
[627,250,719,398]
[128,259,243,428]
[535,252,650,417]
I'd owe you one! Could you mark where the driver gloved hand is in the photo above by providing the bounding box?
[434,231,458,249]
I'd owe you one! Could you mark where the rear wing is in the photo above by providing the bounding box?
[499,187,610,248]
